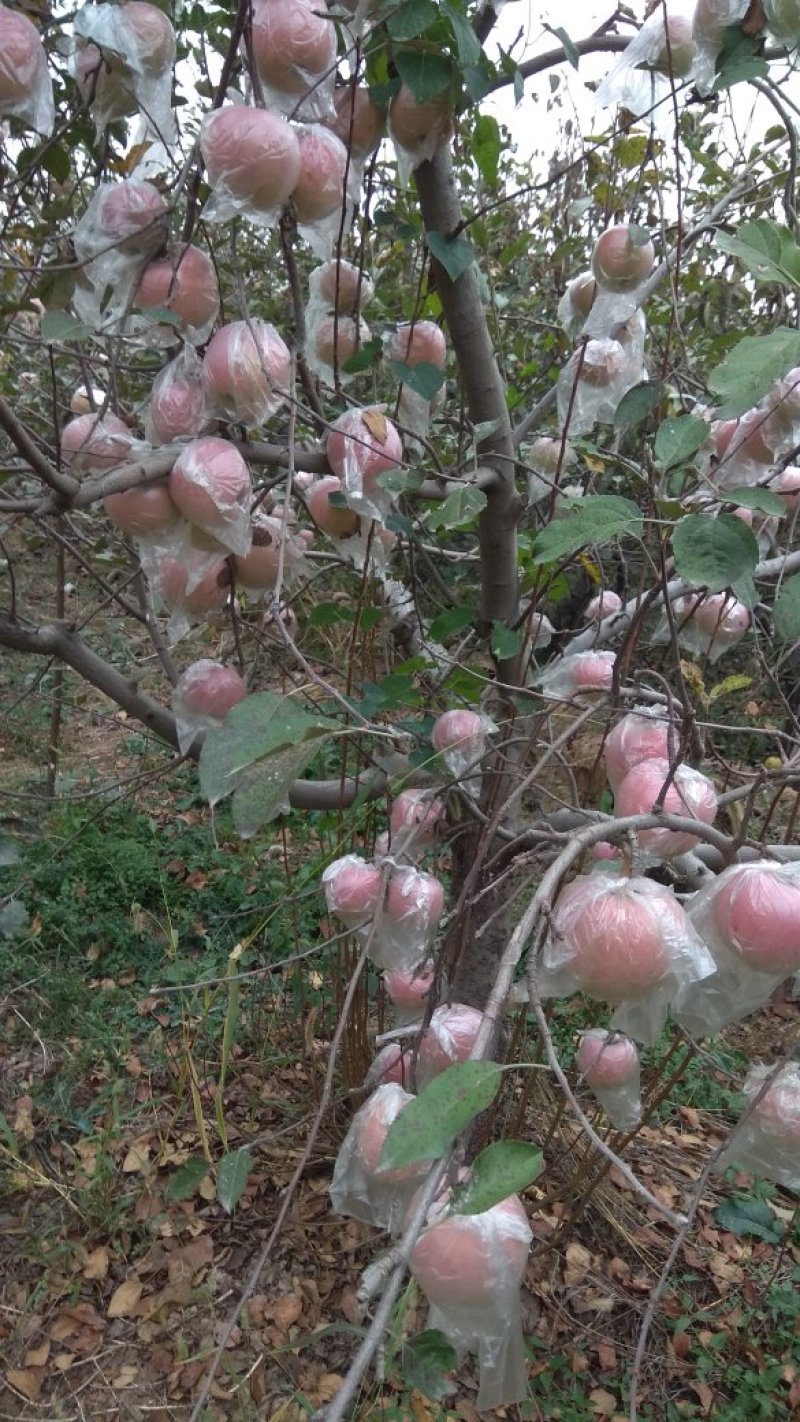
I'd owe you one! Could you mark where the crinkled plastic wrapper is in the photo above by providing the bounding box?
[651,592,752,663]
[172,659,245,755]
[613,756,718,864]
[201,319,290,427]
[714,1063,800,1191]
[294,128,361,260]
[306,310,371,386]
[322,852,383,930]
[133,244,220,349]
[72,2,176,141]
[389,788,443,864]
[327,407,402,526]
[329,1083,428,1233]
[557,338,645,434]
[410,1193,532,1412]
[250,0,336,123]
[603,703,676,793]
[0,6,55,135]
[368,867,445,974]
[672,860,800,1037]
[416,1004,484,1090]
[438,713,497,798]
[169,437,253,557]
[199,104,300,230]
[146,346,211,446]
[308,258,374,314]
[137,521,231,643]
[234,512,308,600]
[693,0,755,94]
[535,650,616,701]
[539,873,716,1045]
[584,287,649,342]
[577,1028,643,1130]
[594,4,697,135]
[72,180,168,333]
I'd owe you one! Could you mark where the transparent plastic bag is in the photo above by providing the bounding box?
[168,436,252,557]
[292,126,356,259]
[326,407,403,524]
[388,84,453,185]
[326,83,385,162]
[307,257,374,314]
[201,319,291,427]
[146,345,212,446]
[369,867,445,972]
[0,5,55,135]
[322,853,384,930]
[763,0,800,42]
[594,5,696,134]
[134,242,220,347]
[714,1063,800,1190]
[524,434,575,504]
[329,1083,428,1233]
[231,512,308,600]
[557,272,598,339]
[306,310,371,385]
[384,961,435,1026]
[366,1041,413,1089]
[200,104,301,228]
[250,0,336,123]
[61,410,141,474]
[576,1028,642,1130]
[72,1,175,141]
[72,178,169,333]
[172,659,246,754]
[651,592,752,662]
[540,873,716,1045]
[711,410,775,488]
[613,757,718,863]
[410,1191,532,1411]
[603,704,677,793]
[762,367,800,456]
[137,521,231,643]
[557,338,642,434]
[388,789,444,862]
[430,708,497,795]
[693,0,760,94]
[535,650,616,701]
[416,1004,484,1089]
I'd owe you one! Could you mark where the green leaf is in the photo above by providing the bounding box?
[721,486,785,517]
[445,3,481,66]
[40,310,88,344]
[428,605,476,640]
[165,1156,210,1202]
[471,113,501,188]
[532,494,643,565]
[216,1147,253,1213]
[717,219,800,290]
[426,230,476,282]
[773,573,800,640]
[400,1331,457,1402]
[388,0,439,41]
[550,25,579,69]
[0,900,29,939]
[395,49,455,101]
[427,485,487,530]
[454,1140,543,1216]
[199,692,332,836]
[654,415,708,470]
[375,466,425,495]
[389,358,445,400]
[139,305,183,329]
[490,621,521,659]
[708,329,800,418]
[713,1196,785,1243]
[307,602,355,628]
[379,1060,502,1171]
[712,26,768,91]
[671,514,759,593]
[341,335,383,375]
[613,380,664,431]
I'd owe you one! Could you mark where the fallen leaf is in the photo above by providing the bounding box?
[83,1246,110,1281]
[597,1342,617,1370]
[5,1368,43,1401]
[12,1096,35,1141]
[122,1140,151,1173]
[690,1381,714,1415]
[589,1388,618,1416]
[312,1373,344,1404]
[111,1364,138,1388]
[108,1278,144,1318]
[268,1294,303,1330]
[24,1341,50,1367]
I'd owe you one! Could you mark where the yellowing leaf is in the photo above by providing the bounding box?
[83,1246,110,1281]
[5,1368,43,1401]
[122,1140,151,1173]
[107,1279,143,1318]
[362,409,388,444]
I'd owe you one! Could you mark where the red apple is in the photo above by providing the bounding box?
[417,1003,483,1083]
[95,179,168,253]
[569,886,669,999]
[0,6,47,109]
[311,314,368,371]
[149,360,208,444]
[232,516,299,589]
[307,475,359,538]
[326,409,403,487]
[586,590,622,620]
[169,436,252,544]
[291,126,348,223]
[104,481,177,535]
[614,757,717,859]
[566,270,598,322]
[323,855,383,925]
[775,466,800,512]
[431,709,486,757]
[385,868,444,937]
[120,1,175,71]
[571,651,615,690]
[410,1194,530,1308]
[592,225,655,293]
[251,0,335,95]
[391,321,447,371]
[576,1029,639,1088]
[201,106,301,214]
[175,659,246,720]
[604,709,672,792]
[390,789,444,845]
[384,962,435,1014]
[327,84,385,157]
[135,244,219,331]
[710,865,800,974]
[61,412,132,472]
[158,554,230,614]
[388,84,453,155]
[201,319,290,424]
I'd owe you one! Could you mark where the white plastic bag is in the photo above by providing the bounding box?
[326,407,403,525]
[651,592,752,662]
[535,650,616,701]
[416,1004,485,1089]
[0,4,55,135]
[73,1,175,141]
[613,757,718,862]
[201,319,291,427]
[146,345,211,446]
[168,435,253,557]
[714,1063,800,1190]
[431,708,497,795]
[250,0,336,124]
[329,1083,428,1233]
[576,1028,642,1130]
[172,659,246,754]
[594,5,696,133]
[200,104,301,229]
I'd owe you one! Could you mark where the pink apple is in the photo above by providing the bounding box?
[431,709,485,757]
[327,84,385,157]
[570,651,616,690]
[391,321,447,371]
[384,962,435,1014]
[251,0,335,95]
[201,320,290,424]
[369,1042,410,1088]
[149,362,208,444]
[291,125,348,224]
[604,709,672,793]
[710,865,800,974]
[410,1195,529,1308]
[688,593,751,643]
[119,1,175,70]
[61,412,132,473]
[417,1003,483,1083]
[388,84,453,155]
[169,436,252,543]
[158,554,230,614]
[385,868,445,941]
[201,106,301,214]
[0,6,47,108]
[104,481,177,535]
[314,257,370,311]
[326,409,403,488]
[175,659,246,720]
[725,408,774,465]
[577,339,626,387]
[307,476,359,538]
[357,1084,422,1182]
[566,270,597,322]
[135,244,219,331]
[586,590,622,620]
[323,855,383,925]
[655,14,695,76]
[614,757,717,859]
[312,314,368,371]
[390,789,444,845]
[96,179,168,253]
[569,888,669,999]
[576,1029,639,1088]
[232,516,297,589]
[592,225,655,293]
[775,466,800,512]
